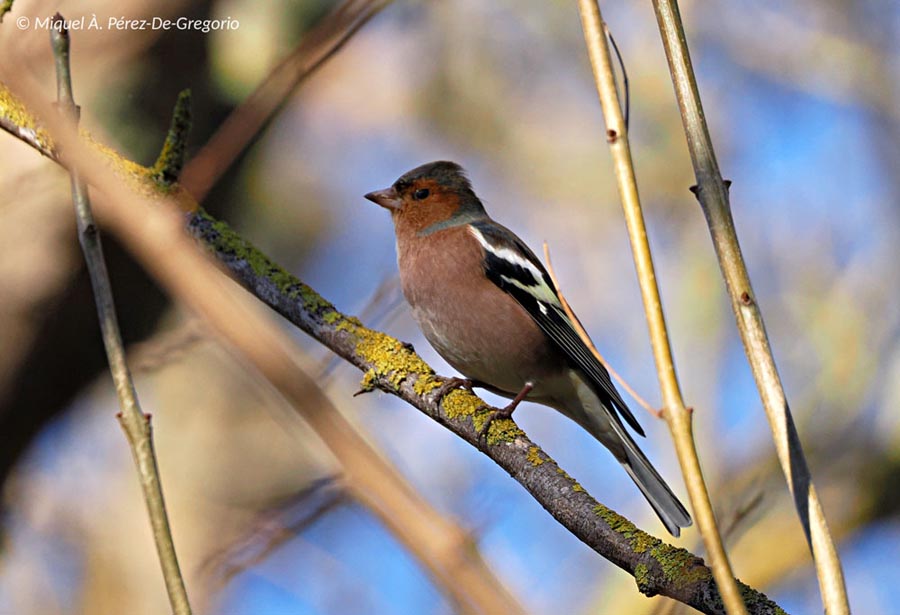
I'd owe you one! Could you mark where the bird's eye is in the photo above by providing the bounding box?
[413,188,430,200]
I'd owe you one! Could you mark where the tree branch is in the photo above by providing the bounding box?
[12,43,525,613]
[650,1,849,613]
[0,71,787,615]
[179,0,391,202]
[576,3,747,613]
[184,208,787,615]
[50,16,192,615]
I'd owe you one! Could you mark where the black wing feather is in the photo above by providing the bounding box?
[470,221,645,437]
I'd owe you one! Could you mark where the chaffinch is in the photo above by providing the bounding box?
[365,161,691,537]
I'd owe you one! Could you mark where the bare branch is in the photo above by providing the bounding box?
[650,1,850,613]
[180,0,391,202]
[0,63,787,615]
[542,242,659,418]
[576,2,746,613]
[50,15,192,615]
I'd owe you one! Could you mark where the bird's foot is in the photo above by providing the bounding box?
[434,377,475,403]
[477,381,533,440]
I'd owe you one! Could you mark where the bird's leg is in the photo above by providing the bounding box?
[477,381,533,440]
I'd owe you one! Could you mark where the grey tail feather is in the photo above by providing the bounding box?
[620,442,692,537]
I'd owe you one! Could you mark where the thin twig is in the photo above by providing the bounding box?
[26,25,521,610]
[604,25,630,131]
[200,479,348,591]
[542,242,659,418]
[49,15,192,615]
[650,2,850,613]
[221,311,527,615]
[0,77,785,615]
[575,2,748,614]
[180,0,391,202]
[7,21,523,611]
[129,320,207,374]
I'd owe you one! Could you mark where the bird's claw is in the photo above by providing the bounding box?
[476,405,517,440]
[476,381,533,441]
[434,377,475,403]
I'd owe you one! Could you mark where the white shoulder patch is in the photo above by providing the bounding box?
[468,225,562,306]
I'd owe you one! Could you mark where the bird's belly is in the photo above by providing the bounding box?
[409,294,558,396]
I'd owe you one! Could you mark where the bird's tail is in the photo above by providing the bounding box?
[618,435,692,537]
[555,373,692,536]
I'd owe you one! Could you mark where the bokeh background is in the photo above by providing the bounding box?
[1,0,898,613]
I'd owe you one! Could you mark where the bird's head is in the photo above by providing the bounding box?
[365,161,487,235]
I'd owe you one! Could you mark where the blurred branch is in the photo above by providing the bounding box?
[650,1,849,613]
[185,199,778,615]
[0,77,787,615]
[180,0,391,202]
[219,304,528,615]
[698,4,900,127]
[50,17,192,615]
[129,320,207,373]
[202,478,349,590]
[5,41,522,611]
[576,3,747,614]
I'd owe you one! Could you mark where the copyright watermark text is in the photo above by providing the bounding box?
[16,15,240,33]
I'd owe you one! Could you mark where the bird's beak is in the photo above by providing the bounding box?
[364,186,402,210]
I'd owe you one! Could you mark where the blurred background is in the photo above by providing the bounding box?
[0,0,898,613]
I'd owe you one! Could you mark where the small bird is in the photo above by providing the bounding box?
[365,161,692,536]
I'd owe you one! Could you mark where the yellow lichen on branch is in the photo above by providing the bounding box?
[0,81,197,212]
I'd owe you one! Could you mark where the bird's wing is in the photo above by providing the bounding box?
[467,221,645,437]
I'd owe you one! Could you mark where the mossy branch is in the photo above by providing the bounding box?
[0,76,787,615]
[184,208,784,615]
[649,2,849,613]
[152,88,192,188]
[0,0,13,23]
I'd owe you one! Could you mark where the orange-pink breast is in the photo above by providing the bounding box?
[396,224,563,396]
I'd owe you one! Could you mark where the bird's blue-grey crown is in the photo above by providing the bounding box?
[394,160,471,191]
[394,161,487,217]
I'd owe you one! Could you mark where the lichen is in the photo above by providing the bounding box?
[472,411,522,445]
[0,83,55,154]
[634,563,651,594]
[526,446,545,466]
[80,134,165,196]
[322,310,342,325]
[593,505,655,553]
[0,1,13,22]
[740,582,787,615]
[151,89,192,188]
[553,466,585,492]
[593,502,715,593]
[413,374,441,396]
[649,543,711,590]
[299,284,333,312]
[359,369,377,394]
[442,389,480,420]
[197,210,336,314]
[341,320,436,394]
[555,466,573,479]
